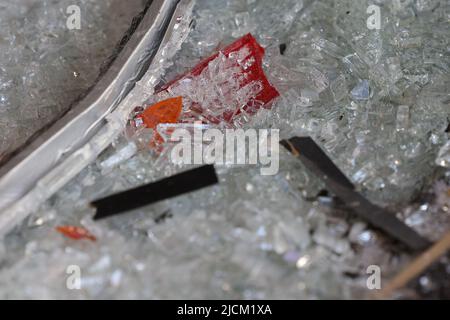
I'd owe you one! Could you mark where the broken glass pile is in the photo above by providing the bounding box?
[0,0,449,299]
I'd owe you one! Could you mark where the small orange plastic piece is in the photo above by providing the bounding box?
[56,225,97,242]
[138,97,183,148]
[140,97,183,129]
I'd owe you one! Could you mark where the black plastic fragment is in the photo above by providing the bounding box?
[92,165,218,220]
[281,136,431,251]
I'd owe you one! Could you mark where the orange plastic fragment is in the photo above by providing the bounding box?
[56,225,97,242]
[138,96,183,148]
[140,96,183,129]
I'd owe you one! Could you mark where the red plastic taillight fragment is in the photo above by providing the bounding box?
[157,33,279,123]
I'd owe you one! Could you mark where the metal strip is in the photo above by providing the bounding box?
[281,136,431,251]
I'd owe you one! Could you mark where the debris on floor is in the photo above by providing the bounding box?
[1,0,450,299]
[56,225,97,242]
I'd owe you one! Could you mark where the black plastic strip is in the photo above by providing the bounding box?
[281,136,431,251]
[92,165,218,220]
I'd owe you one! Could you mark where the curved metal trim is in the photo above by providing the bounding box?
[0,0,180,212]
